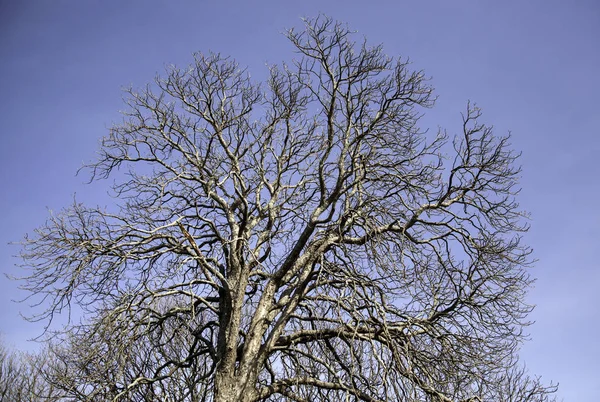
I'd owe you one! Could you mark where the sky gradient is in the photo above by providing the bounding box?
[1,1,598,400]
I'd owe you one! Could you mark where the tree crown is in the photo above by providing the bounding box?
[17,15,556,402]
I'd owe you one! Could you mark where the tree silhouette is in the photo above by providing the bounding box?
[19,15,557,402]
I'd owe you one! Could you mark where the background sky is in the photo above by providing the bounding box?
[1,1,598,400]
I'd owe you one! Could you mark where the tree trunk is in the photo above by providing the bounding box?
[214,371,257,402]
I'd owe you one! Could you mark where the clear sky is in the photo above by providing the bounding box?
[1,1,598,400]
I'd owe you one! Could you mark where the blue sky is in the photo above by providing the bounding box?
[1,1,598,400]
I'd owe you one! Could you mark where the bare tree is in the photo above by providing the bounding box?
[0,338,63,401]
[18,15,557,402]
[0,339,23,401]
[40,299,215,401]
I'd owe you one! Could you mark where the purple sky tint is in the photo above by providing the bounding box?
[1,1,598,400]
